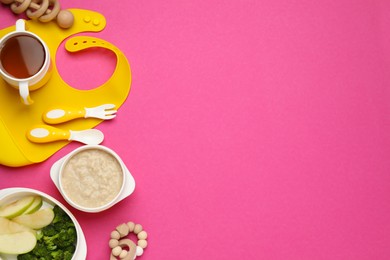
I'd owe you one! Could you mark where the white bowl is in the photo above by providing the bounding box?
[0,187,87,260]
[51,145,135,213]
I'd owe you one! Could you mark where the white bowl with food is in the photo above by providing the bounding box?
[0,187,87,260]
[50,145,135,213]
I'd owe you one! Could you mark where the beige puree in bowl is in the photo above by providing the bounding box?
[60,149,124,209]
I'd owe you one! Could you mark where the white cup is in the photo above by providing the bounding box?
[0,19,52,105]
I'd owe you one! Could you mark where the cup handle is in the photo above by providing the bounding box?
[15,19,25,32]
[19,81,33,105]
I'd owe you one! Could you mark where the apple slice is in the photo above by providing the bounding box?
[0,196,35,219]
[0,231,37,254]
[22,196,43,215]
[0,216,36,236]
[12,208,54,230]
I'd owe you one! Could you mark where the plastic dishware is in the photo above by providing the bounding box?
[0,187,87,260]
[26,125,104,145]
[43,104,117,124]
[50,145,136,213]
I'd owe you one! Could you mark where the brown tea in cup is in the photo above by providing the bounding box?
[0,19,52,105]
[0,34,46,79]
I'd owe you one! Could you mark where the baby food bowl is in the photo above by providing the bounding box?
[50,145,136,213]
[0,187,87,260]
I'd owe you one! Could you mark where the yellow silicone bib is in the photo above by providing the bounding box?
[0,9,131,167]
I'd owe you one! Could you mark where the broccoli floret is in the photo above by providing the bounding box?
[43,233,59,251]
[31,242,51,258]
[43,226,77,251]
[35,231,43,241]
[55,227,77,247]
[51,249,64,260]
[41,224,57,237]
[52,205,71,224]
[54,219,75,232]
[66,227,77,243]
[63,251,73,260]
[64,244,76,253]
[17,254,38,260]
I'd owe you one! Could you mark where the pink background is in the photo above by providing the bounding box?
[1,0,390,259]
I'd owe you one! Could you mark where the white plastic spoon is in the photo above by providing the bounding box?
[26,125,104,145]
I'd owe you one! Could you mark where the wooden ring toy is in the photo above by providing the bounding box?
[38,0,59,22]
[109,222,148,259]
[26,0,49,19]
[10,0,31,14]
[0,0,74,28]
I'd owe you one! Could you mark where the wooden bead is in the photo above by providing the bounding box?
[112,246,122,257]
[127,221,135,232]
[109,238,119,248]
[57,9,74,29]
[116,223,130,237]
[137,230,147,240]
[111,230,120,240]
[138,239,148,249]
[133,224,143,234]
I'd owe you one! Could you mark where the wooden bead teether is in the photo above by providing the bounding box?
[0,0,74,28]
[109,222,148,260]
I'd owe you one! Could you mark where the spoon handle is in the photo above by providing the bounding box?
[43,108,85,124]
[27,125,70,143]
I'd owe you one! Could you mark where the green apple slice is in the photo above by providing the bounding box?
[22,196,43,215]
[0,196,35,219]
[0,231,37,254]
[12,208,54,229]
[0,216,36,236]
